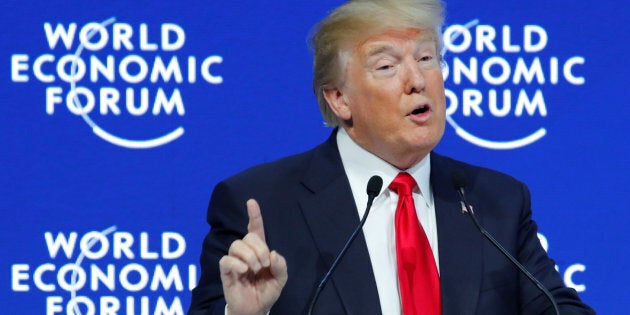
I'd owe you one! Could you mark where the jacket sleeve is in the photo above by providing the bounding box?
[187,181,249,315]
[515,182,595,315]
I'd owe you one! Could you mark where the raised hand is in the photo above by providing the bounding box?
[219,199,288,315]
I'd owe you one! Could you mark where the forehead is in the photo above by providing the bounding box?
[353,28,436,57]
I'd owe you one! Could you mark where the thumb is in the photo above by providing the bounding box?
[269,250,288,286]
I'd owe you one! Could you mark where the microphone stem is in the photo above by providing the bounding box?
[306,195,376,315]
[457,188,560,315]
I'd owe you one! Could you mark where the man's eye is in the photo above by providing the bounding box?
[377,64,393,70]
[418,55,433,62]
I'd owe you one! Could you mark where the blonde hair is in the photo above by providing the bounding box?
[310,0,445,126]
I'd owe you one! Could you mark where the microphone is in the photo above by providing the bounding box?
[306,175,383,315]
[450,170,560,315]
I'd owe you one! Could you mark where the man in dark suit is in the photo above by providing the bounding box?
[188,0,595,314]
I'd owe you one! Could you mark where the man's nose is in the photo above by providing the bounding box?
[404,59,426,94]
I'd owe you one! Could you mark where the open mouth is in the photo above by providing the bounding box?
[410,105,430,115]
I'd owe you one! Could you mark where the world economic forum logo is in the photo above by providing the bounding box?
[10,17,223,149]
[11,225,197,314]
[441,20,585,149]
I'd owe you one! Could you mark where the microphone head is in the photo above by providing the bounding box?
[450,170,467,189]
[366,175,383,198]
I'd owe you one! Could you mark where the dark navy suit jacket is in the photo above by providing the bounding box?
[188,132,594,314]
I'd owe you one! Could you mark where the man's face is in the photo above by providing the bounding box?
[326,28,446,169]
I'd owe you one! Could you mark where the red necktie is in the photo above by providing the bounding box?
[390,172,442,315]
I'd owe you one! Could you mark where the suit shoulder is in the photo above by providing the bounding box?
[431,152,525,189]
[220,145,319,189]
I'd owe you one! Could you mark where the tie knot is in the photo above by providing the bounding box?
[389,172,417,196]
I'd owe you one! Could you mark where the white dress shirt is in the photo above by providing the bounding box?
[336,128,440,315]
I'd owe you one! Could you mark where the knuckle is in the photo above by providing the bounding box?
[228,240,244,255]
[243,233,265,250]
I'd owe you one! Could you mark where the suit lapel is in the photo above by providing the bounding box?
[299,132,382,314]
[431,153,483,315]
[295,139,485,314]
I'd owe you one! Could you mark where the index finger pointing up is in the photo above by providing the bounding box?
[246,199,265,242]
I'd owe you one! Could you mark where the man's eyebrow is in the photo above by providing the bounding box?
[365,44,397,58]
[365,37,436,57]
[364,43,396,60]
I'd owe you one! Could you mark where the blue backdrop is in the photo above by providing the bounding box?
[1,0,628,314]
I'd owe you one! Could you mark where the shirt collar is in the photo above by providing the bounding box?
[336,128,433,204]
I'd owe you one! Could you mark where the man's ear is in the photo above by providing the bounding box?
[323,87,352,121]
